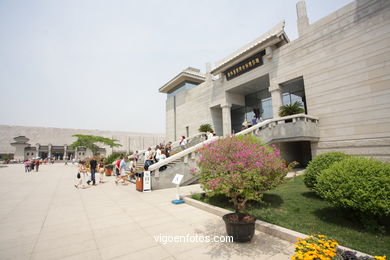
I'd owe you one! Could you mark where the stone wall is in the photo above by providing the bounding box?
[0,125,164,155]
[273,0,390,161]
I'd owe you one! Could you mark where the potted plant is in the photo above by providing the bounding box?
[196,135,291,242]
[198,123,214,133]
[278,101,305,122]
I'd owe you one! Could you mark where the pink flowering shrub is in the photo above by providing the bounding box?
[197,135,291,212]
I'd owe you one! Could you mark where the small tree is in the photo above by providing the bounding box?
[70,134,121,156]
[196,135,291,212]
[198,124,213,133]
[279,101,304,117]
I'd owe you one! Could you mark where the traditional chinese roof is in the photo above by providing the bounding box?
[13,136,29,143]
[211,21,289,75]
[159,67,205,94]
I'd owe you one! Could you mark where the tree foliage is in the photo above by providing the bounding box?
[70,134,121,156]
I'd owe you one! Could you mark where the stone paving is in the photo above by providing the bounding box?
[0,164,294,260]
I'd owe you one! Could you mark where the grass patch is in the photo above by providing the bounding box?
[192,175,389,256]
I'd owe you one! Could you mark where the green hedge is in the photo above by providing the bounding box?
[304,152,350,189]
[315,157,390,217]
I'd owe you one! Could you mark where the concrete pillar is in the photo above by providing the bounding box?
[64,145,67,160]
[297,0,310,37]
[35,144,40,158]
[75,147,78,160]
[269,84,283,118]
[48,144,52,158]
[221,104,232,136]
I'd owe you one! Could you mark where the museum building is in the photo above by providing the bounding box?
[159,0,390,165]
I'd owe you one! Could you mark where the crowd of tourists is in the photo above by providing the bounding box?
[23,158,41,172]
[144,142,173,170]
[75,158,106,189]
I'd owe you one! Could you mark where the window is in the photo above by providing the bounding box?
[27,153,29,156]
[168,82,198,97]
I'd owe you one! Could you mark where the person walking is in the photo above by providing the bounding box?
[97,159,105,184]
[87,157,97,186]
[180,136,187,150]
[114,157,122,184]
[75,161,87,189]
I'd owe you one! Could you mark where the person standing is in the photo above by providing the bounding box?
[88,157,97,186]
[115,157,123,185]
[24,160,30,172]
[133,151,139,167]
[119,157,128,185]
[35,158,40,172]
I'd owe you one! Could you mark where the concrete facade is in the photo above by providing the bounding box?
[160,0,390,162]
[0,125,164,160]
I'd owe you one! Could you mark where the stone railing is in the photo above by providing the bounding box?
[148,113,319,187]
[237,113,319,137]
[137,132,208,163]
[170,132,207,148]
[148,136,220,174]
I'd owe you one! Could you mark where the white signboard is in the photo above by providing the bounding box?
[143,171,151,192]
[172,174,184,185]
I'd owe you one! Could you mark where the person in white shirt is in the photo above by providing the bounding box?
[207,131,214,140]
[155,145,161,162]
[180,136,187,150]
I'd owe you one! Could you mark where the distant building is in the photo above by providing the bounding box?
[159,0,390,164]
[0,125,164,161]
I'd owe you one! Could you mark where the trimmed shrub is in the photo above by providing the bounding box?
[315,157,390,217]
[304,152,350,189]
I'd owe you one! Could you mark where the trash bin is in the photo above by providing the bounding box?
[136,171,143,192]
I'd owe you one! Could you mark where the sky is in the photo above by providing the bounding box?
[0,0,353,134]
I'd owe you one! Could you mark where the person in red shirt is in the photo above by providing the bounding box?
[114,158,122,185]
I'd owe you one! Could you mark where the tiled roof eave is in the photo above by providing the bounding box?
[211,21,287,75]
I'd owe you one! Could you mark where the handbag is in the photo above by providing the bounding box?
[77,172,81,179]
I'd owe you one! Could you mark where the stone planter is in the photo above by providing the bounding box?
[222,212,256,242]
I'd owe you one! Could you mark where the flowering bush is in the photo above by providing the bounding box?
[292,234,386,260]
[196,135,291,212]
[292,234,338,260]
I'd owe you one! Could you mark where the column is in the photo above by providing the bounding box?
[64,145,67,160]
[269,84,283,118]
[75,147,78,160]
[35,144,40,158]
[221,104,232,136]
[297,0,309,37]
[48,144,52,159]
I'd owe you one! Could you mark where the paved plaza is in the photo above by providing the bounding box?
[0,164,294,260]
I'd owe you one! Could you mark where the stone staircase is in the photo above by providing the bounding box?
[146,114,319,190]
